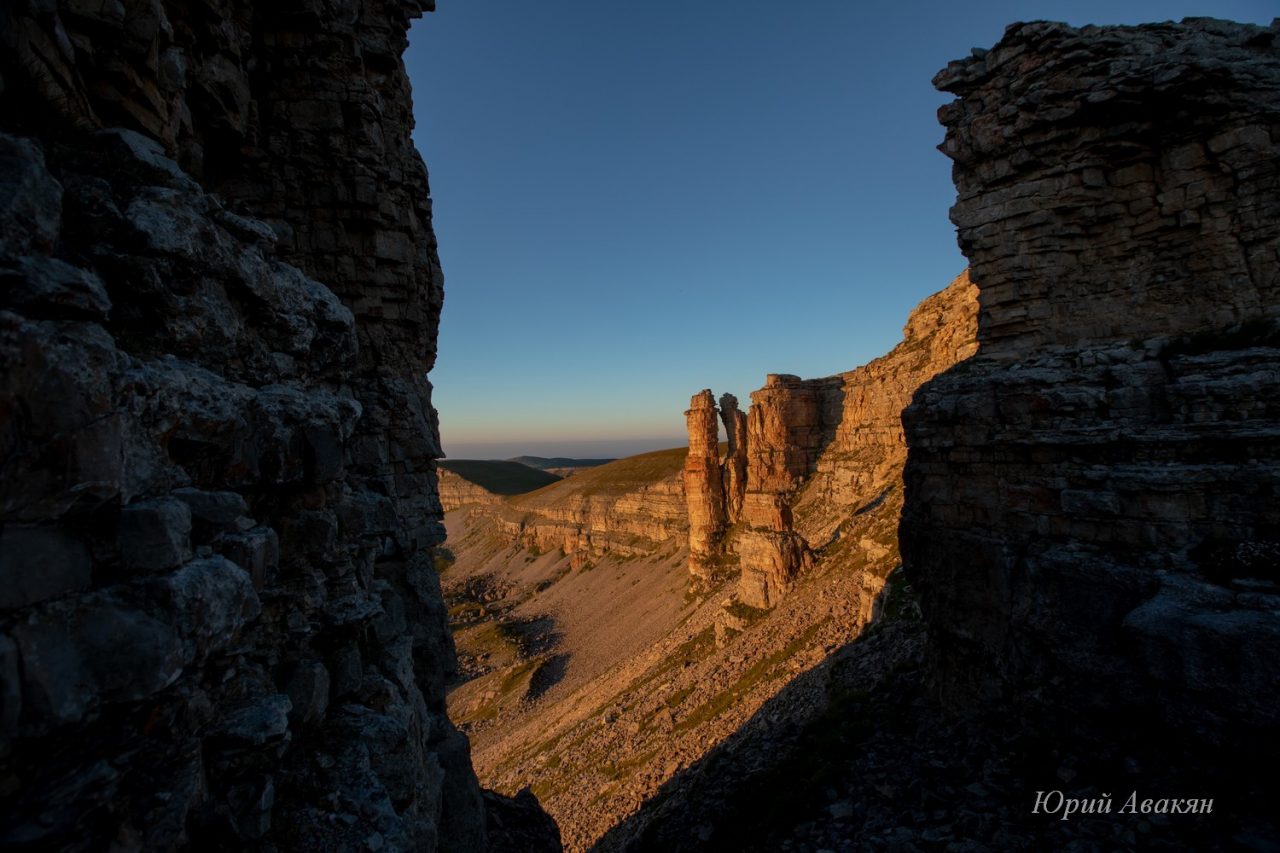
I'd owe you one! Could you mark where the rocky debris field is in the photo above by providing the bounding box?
[594,613,1276,853]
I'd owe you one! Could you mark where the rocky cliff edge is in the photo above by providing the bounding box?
[0,2,557,849]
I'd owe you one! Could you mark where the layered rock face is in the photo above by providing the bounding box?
[683,390,727,580]
[719,393,748,523]
[735,375,826,606]
[686,272,978,607]
[903,19,1280,755]
[0,2,540,849]
[469,449,688,568]
[438,470,508,511]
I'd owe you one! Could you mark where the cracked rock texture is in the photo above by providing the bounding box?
[438,469,509,511]
[683,390,727,570]
[0,1,556,850]
[686,271,978,608]
[903,18,1280,757]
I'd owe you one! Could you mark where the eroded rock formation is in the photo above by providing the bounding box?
[683,390,727,581]
[903,18,1280,756]
[0,2,555,849]
[719,393,747,524]
[686,272,978,607]
[734,375,825,606]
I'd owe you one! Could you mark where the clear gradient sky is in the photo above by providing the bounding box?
[405,1,1272,459]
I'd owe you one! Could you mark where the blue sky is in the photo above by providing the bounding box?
[405,1,1272,459]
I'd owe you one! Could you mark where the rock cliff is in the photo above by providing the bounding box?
[903,18,1280,758]
[439,469,509,511]
[682,391,726,580]
[0,2,555,849]
[465,448,688,568]
[685,271,978,607]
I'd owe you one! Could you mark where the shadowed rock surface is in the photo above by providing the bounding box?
[0,1,557,849]
[905,15,1280,757]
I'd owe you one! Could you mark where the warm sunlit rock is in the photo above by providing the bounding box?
[685,272,979,608]
[683,389,728,581]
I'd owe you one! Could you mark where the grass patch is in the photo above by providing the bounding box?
[675,620,828,734]
[724,600,768,624]
[499,658,539,695]
[664,684,696,709]
[511,446,687,504]
[619,627,716,701]
[603,747,660,782]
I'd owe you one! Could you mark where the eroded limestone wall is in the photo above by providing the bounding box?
[902,18,1280,754]
[683,389,727,580]
[685,272,978,607]
[463,477,688,567]
[0,1,522,849]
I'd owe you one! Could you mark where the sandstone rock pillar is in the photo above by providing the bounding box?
[734,375,823,607]
[719,393,748,524]
[684,390,727,582]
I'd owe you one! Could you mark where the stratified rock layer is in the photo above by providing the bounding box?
[0,2,558,849]
[683,390,727,579]
[719,393,747,525]
[471,448,688,569]
[439,469,510,511]
[687,272,978,607]
[903,18,1280,755]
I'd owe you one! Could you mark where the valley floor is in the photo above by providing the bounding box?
[442,504,1277,852]
[441,507,881,851]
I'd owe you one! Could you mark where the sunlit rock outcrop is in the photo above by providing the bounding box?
[719,393,748,524]
[683,389,728,582]
[453,450,688,570]
[686,272,978,607]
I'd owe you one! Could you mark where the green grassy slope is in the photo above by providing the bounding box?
[508,456,616,470]
[439,459,563,495]
[510,446,688,506]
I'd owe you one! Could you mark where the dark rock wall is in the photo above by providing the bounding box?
[903,18,1280,756]
[0,1,502,849]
